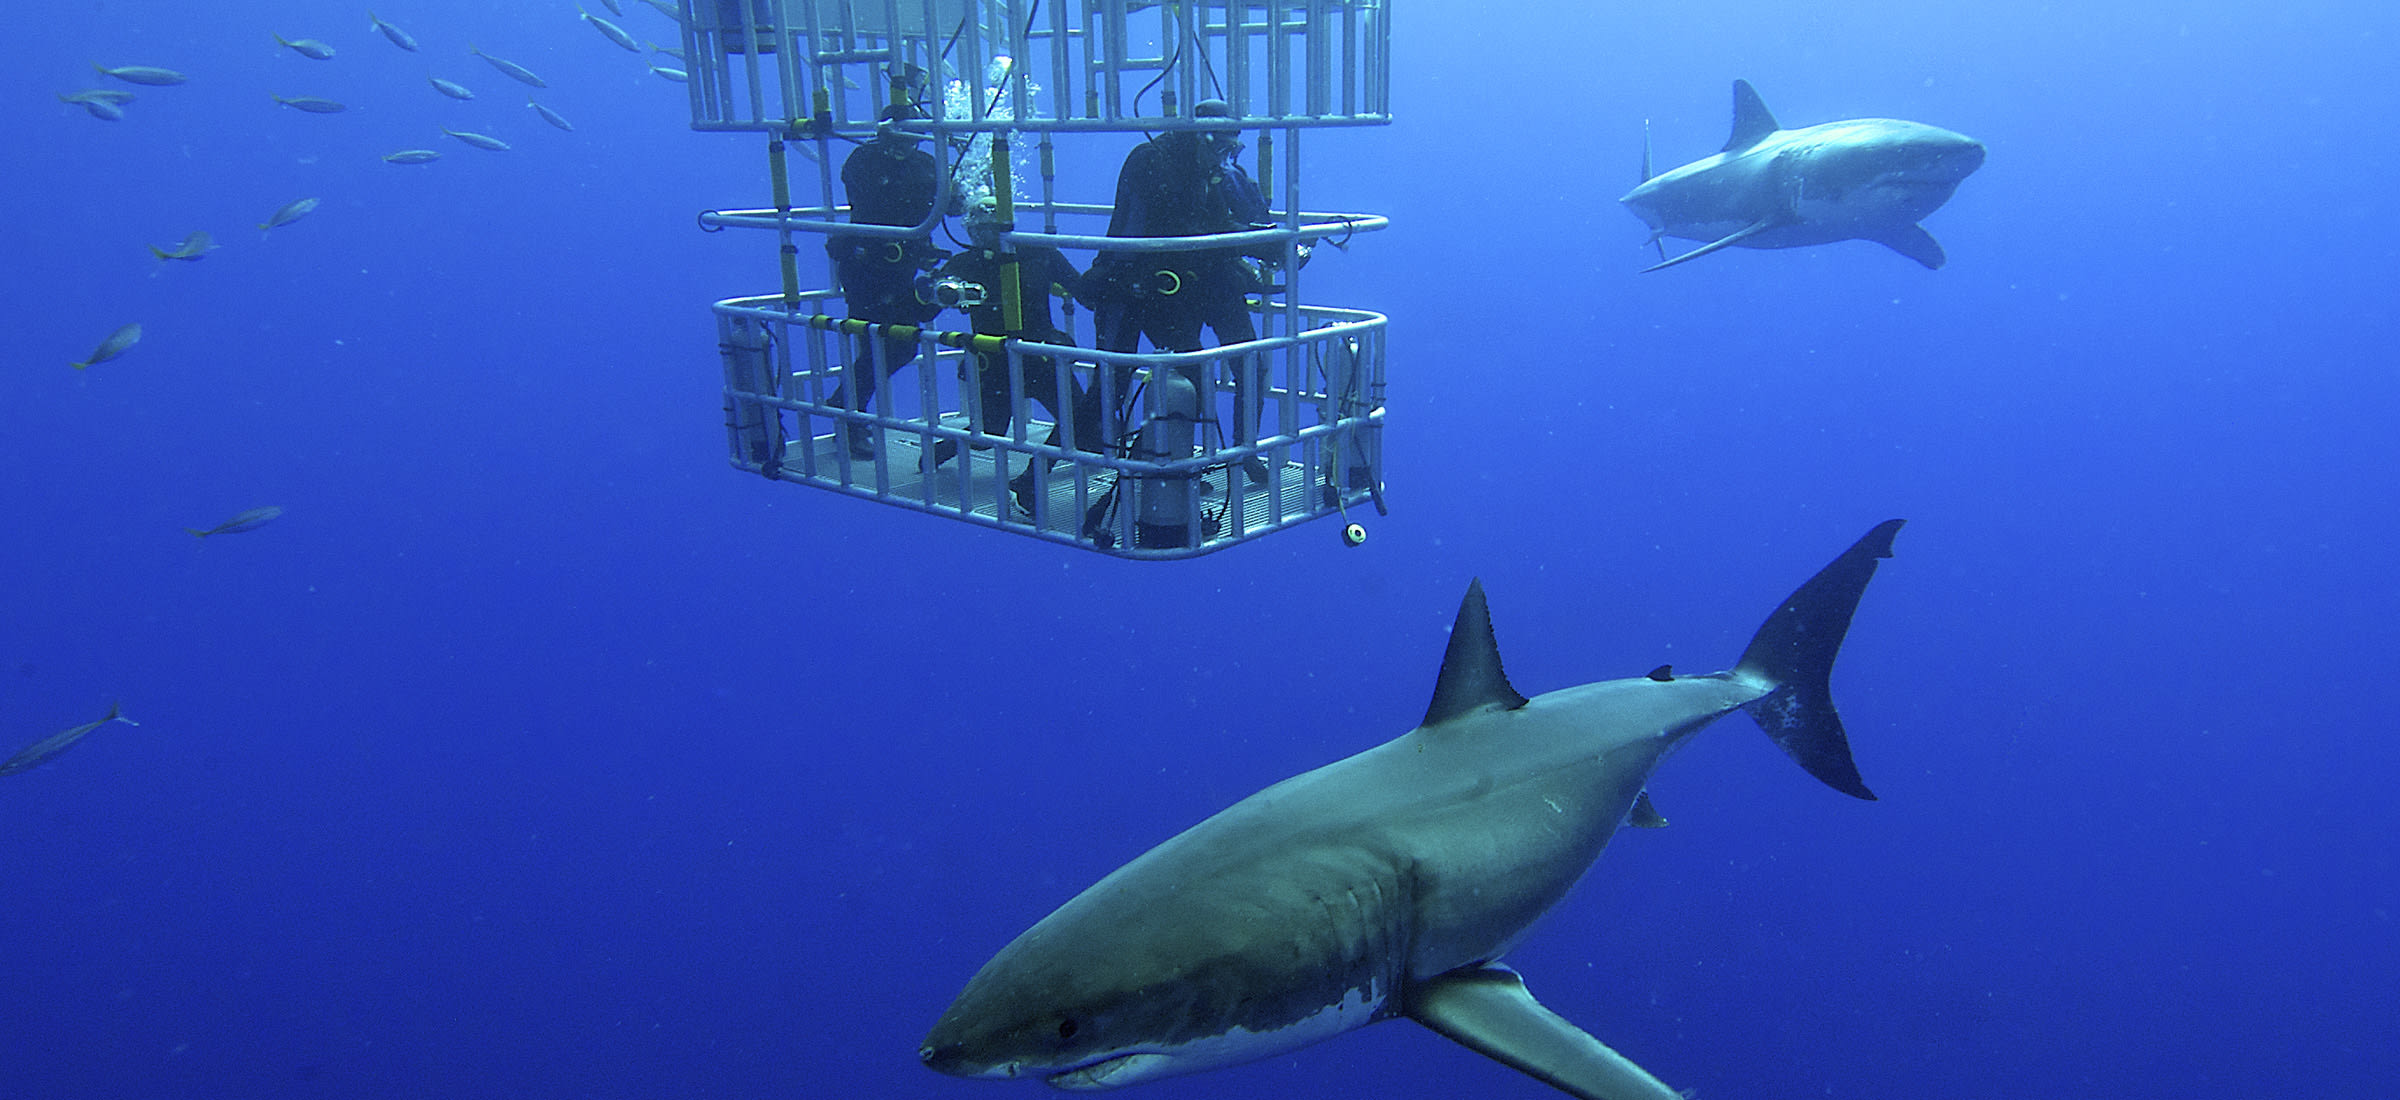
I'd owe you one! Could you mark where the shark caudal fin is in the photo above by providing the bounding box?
[1730,520,1904,800]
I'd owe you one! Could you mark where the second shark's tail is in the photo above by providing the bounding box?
[1729,519,1904,800]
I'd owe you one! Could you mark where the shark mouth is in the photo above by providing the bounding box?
[1045,1052,1175,1090]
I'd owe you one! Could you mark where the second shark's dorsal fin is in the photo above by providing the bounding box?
[1422,579,1528,729]
[1721,78,1780,153]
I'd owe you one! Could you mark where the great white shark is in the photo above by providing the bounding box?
[1621,80,1984,272]
[922,520,1906,1099]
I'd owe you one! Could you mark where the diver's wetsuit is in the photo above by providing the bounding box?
[943,244,1089,440]
[1083,131,1272,356]
[826,134,943,450]
[940,243,1101,511]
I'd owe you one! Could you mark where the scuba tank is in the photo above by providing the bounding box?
[1134,369,1201,548]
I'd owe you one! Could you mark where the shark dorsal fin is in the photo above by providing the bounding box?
[1423,579,1529,728]
[1721,79,1780,153]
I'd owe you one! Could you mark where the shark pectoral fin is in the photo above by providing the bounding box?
[1640,219,1777,272]
[1871,223,1947,269]
[1407,966,1684,1100]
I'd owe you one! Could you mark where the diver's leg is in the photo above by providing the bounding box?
[829,332,886,458]
[1205,296,1268,482]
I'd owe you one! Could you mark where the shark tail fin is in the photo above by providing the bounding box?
[1730,519,1904,800]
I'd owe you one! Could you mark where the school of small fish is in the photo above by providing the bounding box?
[41,7,699,770]
[60,3,693,381]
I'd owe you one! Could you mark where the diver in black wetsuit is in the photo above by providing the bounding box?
[933,196,1099,514]
[1077,99,1300,483]
[825,103,952,462]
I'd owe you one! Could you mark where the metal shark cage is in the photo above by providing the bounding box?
[678,0,1390,558]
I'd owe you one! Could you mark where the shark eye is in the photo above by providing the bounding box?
[1056,1018,1080,1041]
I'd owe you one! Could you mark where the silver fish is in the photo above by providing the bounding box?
[579,5,641,51]
[59,88,138,105]
[429,76,475,100]
[93,63,188,86]
[150,231,219,261]
[368,10,419,52]
[529,101,575,131]
[647,41,686,62]
[71,323,142,369]
[272,94,347,113]
[79,99,125,120]
[469,43,548,88]
[599,0,624,14]
[0,703,139,778]
[273,33,336,60]
[186,506,284,539]
[259,196,320,231]
[441,126,511,151]
[384,149,443,164]
[647,61,688,82]
[637,0,683,22]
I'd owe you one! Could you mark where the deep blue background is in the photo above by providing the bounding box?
[7,2,2396,1098]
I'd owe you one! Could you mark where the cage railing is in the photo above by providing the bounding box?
[719,295,1385,558]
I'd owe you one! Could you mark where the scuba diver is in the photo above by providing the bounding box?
[1078,98,1299,475]
[824,102,955,463]
[1075,98,1304,545]
[930,196,1099,516]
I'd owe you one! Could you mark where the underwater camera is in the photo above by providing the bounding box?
[916,274,988,310]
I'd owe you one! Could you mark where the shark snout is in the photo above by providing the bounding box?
[1906,128,1985,183]
[1938,137,1987,179]
[919,1041,981,1077]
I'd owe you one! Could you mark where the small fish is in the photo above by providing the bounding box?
[428,76,476,100]
[598,0,624,14]
[647,61,688,82]
[78,99,125,121]
[93,63,188,86]
[647,41,686,62]
[637,0,683,22]
[368,10,419,52]
[578,5,641,51]
[186,506,284,539]
[71,323,142,369]
[795,141,819,163]
[259,196,320,231]
[0,703,140,778]
[272,94,348,113]
[468,43,548,88]
[273,33,337,60]
[529,101,574,131]
[384,148,442,164]
[149,231,220,261]
[441,126,511,151]
[58,88,138,105]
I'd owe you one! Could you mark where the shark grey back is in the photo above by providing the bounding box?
[1621,80,1983,271]
[922,521,1906,1098]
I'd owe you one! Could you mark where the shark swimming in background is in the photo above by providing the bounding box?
[1622,80,1984,272]
[922,520,1907,1099]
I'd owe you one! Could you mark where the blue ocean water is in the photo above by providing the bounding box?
[7,1,2396,1098]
